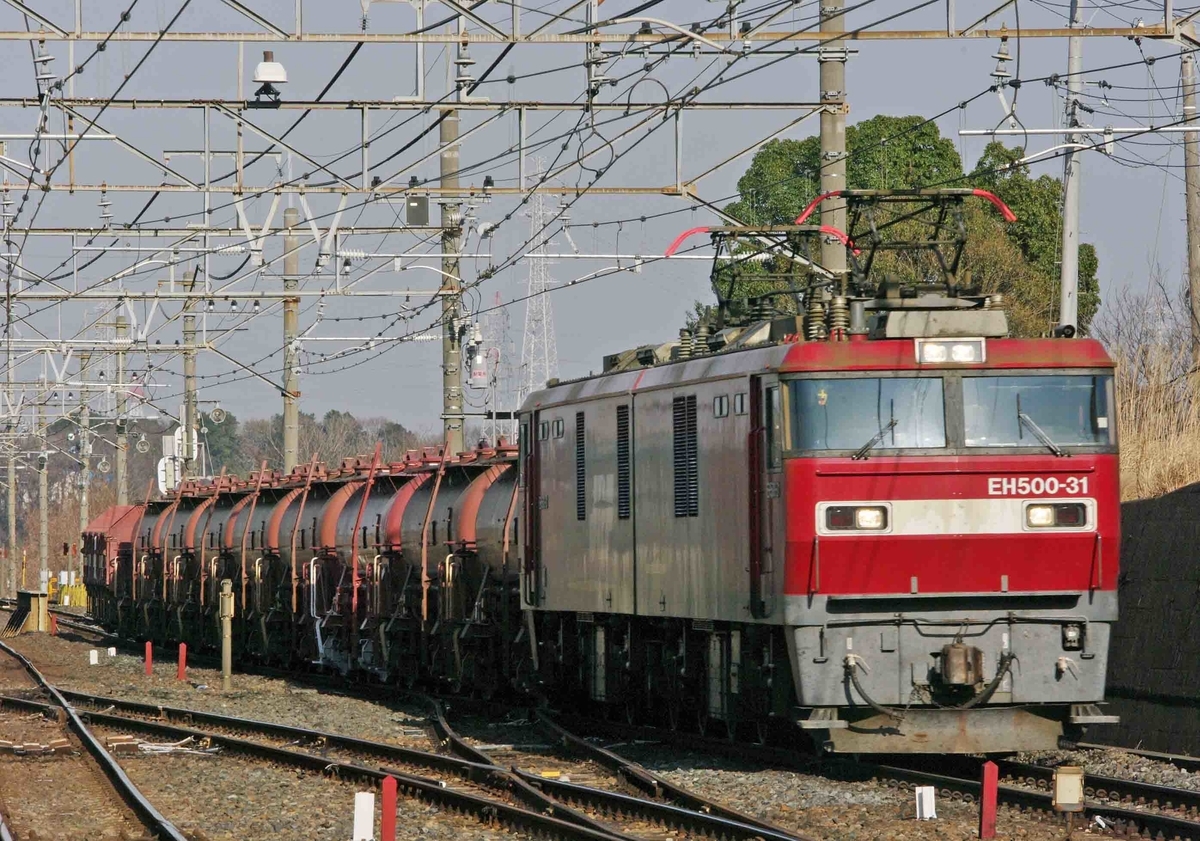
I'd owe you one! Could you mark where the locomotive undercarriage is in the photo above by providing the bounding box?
[527,611,795,740]
[787,593,1119,753]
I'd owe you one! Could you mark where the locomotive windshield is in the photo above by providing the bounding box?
[962,374,1114,448]
[790,377,946,451]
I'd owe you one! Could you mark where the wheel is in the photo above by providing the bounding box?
[667,700,683,731]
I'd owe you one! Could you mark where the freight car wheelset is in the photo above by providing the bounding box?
[81,189,1121,755]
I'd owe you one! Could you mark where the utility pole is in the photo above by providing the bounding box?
[282,206,300,473]
[441,64,465,455]
[5,366,14,598]
[35,397,47,590]
[181,269,198,481]
[819,0,848,281]
[115,314,129,507]
[1183,52,1200,363]
[5,269,14,597]
[1058,0,1084,336]
[77,352,90,572]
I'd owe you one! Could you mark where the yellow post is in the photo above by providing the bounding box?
[219,579,234,691]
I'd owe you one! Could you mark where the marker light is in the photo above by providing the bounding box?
[855,507,886,530]
[1026,505,1055,527]
[826,505,888,531]
[915,338,986,365]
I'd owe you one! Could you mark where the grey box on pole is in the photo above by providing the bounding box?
[407,194,429,226]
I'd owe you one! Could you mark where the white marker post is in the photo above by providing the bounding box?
[352,791,375,841]
[916,785,937,820]
[88,650,98,666]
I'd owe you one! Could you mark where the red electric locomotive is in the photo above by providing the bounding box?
[517,190,1120,752]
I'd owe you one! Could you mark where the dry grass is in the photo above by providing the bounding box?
[1093,276,1200,501]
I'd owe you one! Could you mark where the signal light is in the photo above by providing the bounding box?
[915,338,985,364]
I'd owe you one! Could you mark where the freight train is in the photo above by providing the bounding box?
[82,189,1120,753]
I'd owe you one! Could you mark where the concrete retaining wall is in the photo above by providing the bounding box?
[1100,485,1200,753]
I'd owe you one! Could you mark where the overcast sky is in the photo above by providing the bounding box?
[0,0,1187,443]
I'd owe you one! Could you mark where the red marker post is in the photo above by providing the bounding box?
[380,775,397,841]
[980,760,998,839]
[144,641,153,676]
[177,643,187,681]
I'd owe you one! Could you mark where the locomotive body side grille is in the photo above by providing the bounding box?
[575,412,586,521]
[673,395,699,517]
[616,405,631,520]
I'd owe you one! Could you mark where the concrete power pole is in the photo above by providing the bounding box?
[440,94,464,454]
[819,0,848,280]
[5,361,14,597]
[115,314,129,507]
[181,269,199,481]
[1183,53,1200,363]
[35,398,46,588]
[5,285,14,597]
[77,352,90,570]
[282,206,300,473]
[1058,0,1084,336]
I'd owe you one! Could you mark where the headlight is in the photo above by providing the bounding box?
[855,507,886,530]
[916,338,986,365]
[950,343,979,363]
[1025,502,1088,529]
[1062,623,1084,650]
[1026,504,1055,527]
[826,505,888,531]
[922,343,948,363]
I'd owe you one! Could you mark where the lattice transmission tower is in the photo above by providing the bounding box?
[481,291,517,443]
[517,160,558,408]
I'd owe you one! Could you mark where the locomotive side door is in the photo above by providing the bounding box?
[748,375,784,618]
[520,411,542,606]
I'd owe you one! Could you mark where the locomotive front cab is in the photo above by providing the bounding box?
[780,336,1121,752]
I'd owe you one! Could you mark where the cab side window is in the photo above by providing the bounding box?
[765,385,783,470]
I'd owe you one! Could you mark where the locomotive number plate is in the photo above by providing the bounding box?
[987,476,1089,496]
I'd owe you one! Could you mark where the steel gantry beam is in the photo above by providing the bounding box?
[0,25,1185,42]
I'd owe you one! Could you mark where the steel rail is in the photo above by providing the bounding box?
[0,692,624,841]
[999,759,1200,816]
[553,712,1200,841]
[432,702,810,841]
[535,710,804,837]
[870,759,1200,841]
[1078,741,1200,774]
[515,770,803,841]
[0,640,190,841]
[425,701,633,839]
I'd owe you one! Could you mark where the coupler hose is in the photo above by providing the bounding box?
[844,655,904,721]
[844,650,1018,719]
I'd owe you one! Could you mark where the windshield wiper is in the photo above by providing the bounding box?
[1018,411,1067,457]
[852,418,898,460]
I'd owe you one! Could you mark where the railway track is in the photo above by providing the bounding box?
[23,604,1200,840]
[1078,740,1200,774]
[430,702,810,841]
[557,712,1200,841]
[0,688,627,841]
[0,638,188,841]
[999,757,1200,818]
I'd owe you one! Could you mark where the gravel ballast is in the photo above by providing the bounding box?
[0,628,1159,841]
